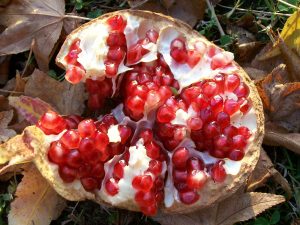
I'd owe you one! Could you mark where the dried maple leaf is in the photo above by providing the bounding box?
[0,110,16,143]
[128,0,206,26]
[8,165,66,225]
[0,0,65,71]
[24,69,87,115]
[154,192,285,225]
[9,96,55,125]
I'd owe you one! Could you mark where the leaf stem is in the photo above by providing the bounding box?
[64,14,92,21]
[205,0,225,36]
[277,0,300,10]
[218,4,292,17]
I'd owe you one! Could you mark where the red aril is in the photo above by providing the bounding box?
[60,130,80,149]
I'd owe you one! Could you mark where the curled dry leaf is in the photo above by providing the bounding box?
[0,127,34,168]
[256,64,300,132]
[128,0,206,26]
[24,69,87,115]
[0,0,65,71]
[9,96,55,125]
[0,110,16,143]
[8,165,66,225]
[247,148,292,198]
[264,122,300,155]
[154,192,285,225]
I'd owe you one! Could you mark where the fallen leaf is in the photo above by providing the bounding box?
[9,96,55,125]
[243,67,268,81]
[251,42,284,73]
[264,122,300,155]
[24,69,87,115]
[0,110,16,143]
[0,0,65,71]
[256,64,300,132]
[278,37,300,81]
[8,165,66,225]
[10,71,25,96]
[154,192,285,225]
[0,127,34,167]
[270,10,300,58]
[128,0,206,27]
[247,148,292,198]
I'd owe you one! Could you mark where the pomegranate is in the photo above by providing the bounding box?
[33,10,264,215]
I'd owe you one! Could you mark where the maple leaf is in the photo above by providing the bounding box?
[9,96,55,124]
[0,110,16,143]
[154,192,285,225]
[24,69,87,115]
[0,0,66,71]
[8,165,66,225]
[128,0,206,26]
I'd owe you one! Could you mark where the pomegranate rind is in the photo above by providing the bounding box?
[20,126,97,202]
[56,10,264,213]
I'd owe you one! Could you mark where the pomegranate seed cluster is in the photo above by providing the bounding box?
[38,111,132,192]
[44,13,259,216]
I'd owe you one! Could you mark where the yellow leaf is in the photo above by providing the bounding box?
[281,10,300,56]
[8,165,66,225]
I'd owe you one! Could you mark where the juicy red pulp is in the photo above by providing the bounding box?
[52,14,255,216]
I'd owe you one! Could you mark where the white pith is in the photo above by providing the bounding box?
[98,138,167,205]
[55,13,259,210]
[107,124,121,143]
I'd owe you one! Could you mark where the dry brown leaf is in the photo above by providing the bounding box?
[0,0,65,71]
[8,165,66,225]
[0,128,34,167]
[251,42,284,73]
[243,67,267,81]
[256,64,300,132]
[24,69,87,115]
[247,149,292,198]
[154,192,285,225]
[278,37,300,81]
[128,0,206,27]
[264,122,300,155]
[0,110,16,143]
[10,71,25,96]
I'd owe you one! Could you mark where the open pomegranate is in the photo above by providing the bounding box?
[27,10,264,216]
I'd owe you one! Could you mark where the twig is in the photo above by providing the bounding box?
[22,40,34,77]
[277,0,300,10]
[205,0,225,36]
[64,14,92,21]
[218,4,292,17]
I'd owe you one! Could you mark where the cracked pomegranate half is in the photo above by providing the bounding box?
[30,10,264,215]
